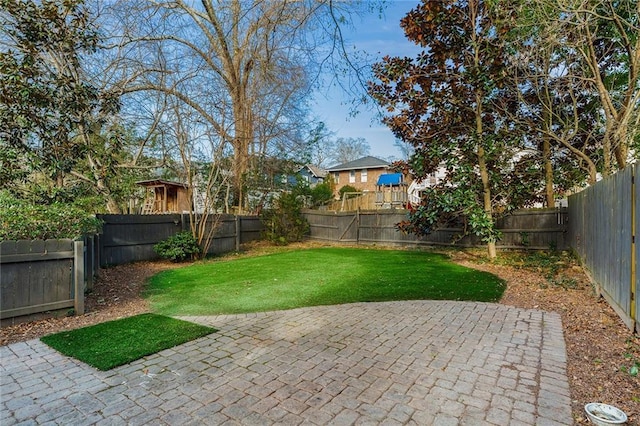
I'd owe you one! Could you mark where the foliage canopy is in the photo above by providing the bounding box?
[0,191,102,240]
[369,0,534,258]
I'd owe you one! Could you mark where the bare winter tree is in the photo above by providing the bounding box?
[517,0,640,179]
[108,0,373,212]
[160,96,231,256]
[329,137,371,165]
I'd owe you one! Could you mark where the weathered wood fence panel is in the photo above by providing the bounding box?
[635,179,640,334]
[304,208,567,250]
[99,214,183,266]
[98,214,264,265]
[0,239,85,325]
[568,165,637,331]
[238,215,264,244]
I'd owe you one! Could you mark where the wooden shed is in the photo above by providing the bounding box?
[137,179,191,214]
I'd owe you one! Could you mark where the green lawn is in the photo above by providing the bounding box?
[41,314,216,370]
[145,247,505,315]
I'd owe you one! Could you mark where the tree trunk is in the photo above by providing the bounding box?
[543,136,555,208]
[231,98,252,213]
[470,2,496,260]
[614,115,628,169]
[105,197,122,214]
[475,92,496,259]
[541,100,555,208]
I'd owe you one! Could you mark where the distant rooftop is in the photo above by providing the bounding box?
[326,156,390,172]
[302,164,328,178]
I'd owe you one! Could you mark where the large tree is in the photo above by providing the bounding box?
[517,0,640,178]
[369,0,527,258]
[114,0,369,212]
[0,0,150,213]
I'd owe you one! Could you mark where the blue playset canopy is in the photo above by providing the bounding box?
[376,173,403,186]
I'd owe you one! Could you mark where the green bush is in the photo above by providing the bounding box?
[339,185,359,199]
[0,191,102,240]
[261,192,309,245]
[153,232,201,262]
[310,182,334,206]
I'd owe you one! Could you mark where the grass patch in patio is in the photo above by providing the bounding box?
[145,247,505,315]
[40,313,216,370]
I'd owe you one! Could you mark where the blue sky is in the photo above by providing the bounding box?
[311,1,422,162]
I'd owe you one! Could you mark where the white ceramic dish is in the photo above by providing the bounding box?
[584,403,627,425]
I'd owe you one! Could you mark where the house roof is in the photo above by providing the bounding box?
[326,156,390,172]
[136,179,189,188]
[377,173,404,186]
[301,164,328,178]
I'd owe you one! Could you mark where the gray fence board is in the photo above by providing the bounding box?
[98,214,264,266]
[305,209,567,250]
[568,165,637,331]
[636,178,640,332]
[0,239,78,323]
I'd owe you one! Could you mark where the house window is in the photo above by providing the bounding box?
[349,170,356,183]
[361,169,367,183]
[333,172,340,184]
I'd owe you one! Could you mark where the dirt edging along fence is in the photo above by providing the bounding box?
[0,214,263,325]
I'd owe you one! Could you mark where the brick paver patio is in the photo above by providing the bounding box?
[0,301,572,425]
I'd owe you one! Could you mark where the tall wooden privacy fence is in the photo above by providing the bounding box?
[99,214,263,266]
[1,214,263,325]
[568,165,639,331]
[0,238,96,326]
[303,208,568,250]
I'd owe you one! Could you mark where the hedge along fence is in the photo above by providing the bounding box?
[303,208,568,250]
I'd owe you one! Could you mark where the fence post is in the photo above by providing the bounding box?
[235,215,241,251]
[356,209,360,244]
[74,240,85,315]
[85,235,94,291]
[93,233,100,278]
[98,229,105,268]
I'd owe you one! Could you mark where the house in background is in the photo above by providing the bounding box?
[137,179,191,214]
[283,164,328,188]
[297,164,327,186]
[326,156,392,198]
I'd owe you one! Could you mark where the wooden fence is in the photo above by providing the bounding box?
[98,214,263,266]
[1,214,263,324]
[568,165,639,331]
[0,239,87,326]
[304,208,568,250]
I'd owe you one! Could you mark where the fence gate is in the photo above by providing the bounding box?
[338,211,360,243]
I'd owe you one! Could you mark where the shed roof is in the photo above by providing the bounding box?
[136,179,188,188]
[326,156,390,172]
[377,173,404,186]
